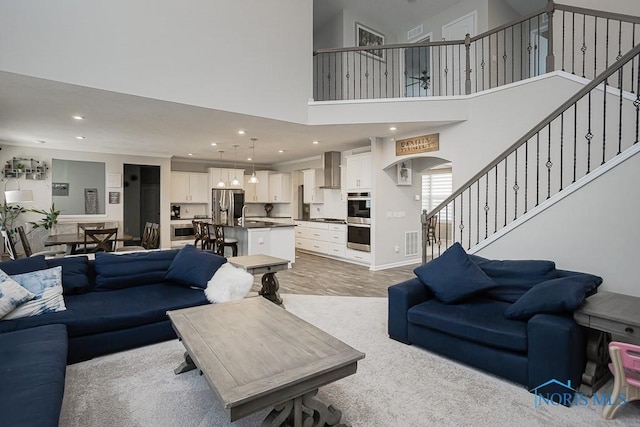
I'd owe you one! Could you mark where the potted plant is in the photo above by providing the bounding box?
[29,203,61,230]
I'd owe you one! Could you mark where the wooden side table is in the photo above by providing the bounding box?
[574,291,640,395]
[227,254,289,306]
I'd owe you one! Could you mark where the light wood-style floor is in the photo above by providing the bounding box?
[250,250,418,298]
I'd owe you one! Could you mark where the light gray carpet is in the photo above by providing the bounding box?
[60,295,640,426]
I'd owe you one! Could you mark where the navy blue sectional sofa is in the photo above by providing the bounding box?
[0,246,225,426]
[388,243,602,404]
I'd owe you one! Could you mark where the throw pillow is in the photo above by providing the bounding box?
[413,242,497,303]
[2,266,66,320]
[94,249,179,290]
[164,245,227,289]
[0,255,48,275]
[503,274,601,320]
[0,271,35,319]
[204,263,254,303]
[46,256,92,294]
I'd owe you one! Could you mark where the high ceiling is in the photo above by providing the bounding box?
[0,0,541,167]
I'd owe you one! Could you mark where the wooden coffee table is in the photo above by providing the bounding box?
[227,254,289,305]
[167,297,365,426]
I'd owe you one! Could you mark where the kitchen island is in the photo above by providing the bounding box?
[223,221,295,264]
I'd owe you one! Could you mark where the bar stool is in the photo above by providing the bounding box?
[212,224,238,257]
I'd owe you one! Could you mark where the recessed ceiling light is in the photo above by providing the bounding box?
[76,136,85,140]
[187,153,194,156]
[313,141,319,144]
[389,126,397,131]
[72,115,85,120]
[34,140,46,144]
[238,130,245,135]
[247,157,252,161]
[278,150,284,153]
[210,142,217,146]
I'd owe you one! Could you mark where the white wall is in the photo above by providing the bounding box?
[488,0,521,29]
[0,0,313,124]
[0,145,172,248]
[474,149,640,297]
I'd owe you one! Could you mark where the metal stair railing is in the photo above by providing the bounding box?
[423,42,640,262]
[313,1,640,102]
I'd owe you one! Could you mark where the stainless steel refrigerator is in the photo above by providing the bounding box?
[211,189,245,225]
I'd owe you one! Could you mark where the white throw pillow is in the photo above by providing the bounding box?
[0,273,35,319]
[205,262,254,303]
[2,266,66,320]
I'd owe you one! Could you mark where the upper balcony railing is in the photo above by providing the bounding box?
[312,1,640,101]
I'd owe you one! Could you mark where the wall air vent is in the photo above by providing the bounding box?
[405,231,419,256]
[408,25,423,40]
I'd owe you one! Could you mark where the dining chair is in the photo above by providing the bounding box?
[602,341,640,419]
[426,214,438,245]
[77,222,106,234]
[116,222,160,252]
[192,220,203,248]
[16,226,65,258]
[2,229,19,260]
[212,224,238,257]
[82,228,118,253]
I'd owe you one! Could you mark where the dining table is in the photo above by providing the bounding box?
[45,232,133,254]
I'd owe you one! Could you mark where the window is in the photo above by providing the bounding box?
[422,170,452,217]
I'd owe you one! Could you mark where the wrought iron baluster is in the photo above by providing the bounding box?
[602,77,608,165]
[524,139,529,213]
[572,12,576,75]
[632,28,636,94]
[333,52,337,100]
[536,132,540,206]
[346,52,350,100]
[476,180,480,245]
[617,20,623,63]
[527,18,533,79]
[489,34,492,88]
[546,125,552,200]
[586,92,593,173]
[618,67,623,155]
[445,205,449,254]
[513,147,519,220]
[474,41,478,93]
[468,187,472,249]
[573,103,578,182]
[503,29,507,86]
[560,113,564,191]
[503,158,507,227]
[481,38,486,91]
[537,15,540,76]
[636,53,640,145]
[581,14,587,78]
[594,17,598,79]
[605,18,610,70]
[494,165,498,233]
[484,173,489,239]
[562,11,566,72]
[511,25,515,84]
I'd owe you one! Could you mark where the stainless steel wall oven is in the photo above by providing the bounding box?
[347,192,371,252]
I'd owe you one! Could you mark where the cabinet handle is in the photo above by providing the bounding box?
[625,327,634,334]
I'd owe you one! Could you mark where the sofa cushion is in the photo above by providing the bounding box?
[0,272,34,319]
[165,245,227,289]
[3,266,66,320]
[0,282,209,337]
[0,324,67,427]
[504,274,603,320]
[414,243,496,303]
[469,254,558,302]
[0,255,47,275]
[408,298,528,352]
[46,256,92,294]
[94,249,179,290]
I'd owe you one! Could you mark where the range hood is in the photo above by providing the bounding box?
[319,151,341,189]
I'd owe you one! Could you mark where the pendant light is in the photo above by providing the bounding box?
[230,145,240,186]
[248,138,259,184]
[217,151,226,188]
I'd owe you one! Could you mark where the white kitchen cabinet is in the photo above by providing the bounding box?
[244,171,271,203]
[171,172,209,203]
[208,168,245,190]
[303,168,324,203]
[268,173,291,203]
[345,153,372,191]
[294,221,348,260]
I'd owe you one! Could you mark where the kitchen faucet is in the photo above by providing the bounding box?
[240,205,248,227]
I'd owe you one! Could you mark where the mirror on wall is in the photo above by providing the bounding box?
[52,159,106,215]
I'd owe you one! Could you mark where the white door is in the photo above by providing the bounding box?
[441,11,477,95]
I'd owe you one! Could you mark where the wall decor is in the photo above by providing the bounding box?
[84,188,98,214]
[52,182,69,197]
[397,160,412,186]
[356,23,385,60]
[107,173,122,188]
[396,133,439,156]
[109,192,120,204]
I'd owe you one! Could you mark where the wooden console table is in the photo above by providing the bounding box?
[574,291,640,395]
[227,254,289,306]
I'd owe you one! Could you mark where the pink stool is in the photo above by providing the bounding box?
[603,341,640,419]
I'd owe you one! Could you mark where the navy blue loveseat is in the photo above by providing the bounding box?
[388,243,602,404]
[0,246,225,426]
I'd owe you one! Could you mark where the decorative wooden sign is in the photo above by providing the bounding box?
[396,133,439,156]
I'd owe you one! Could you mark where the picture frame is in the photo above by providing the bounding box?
[356,23,385,61]
[397,160,412,186]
